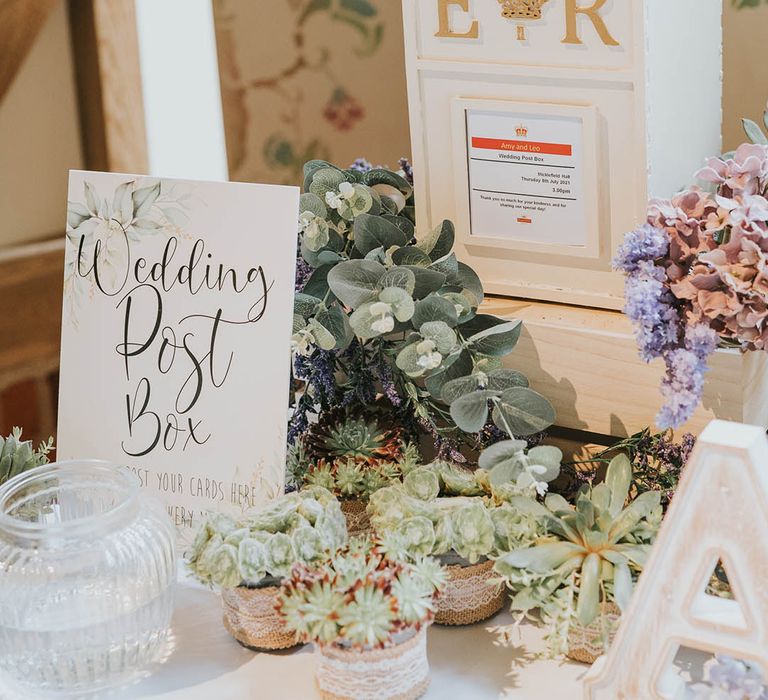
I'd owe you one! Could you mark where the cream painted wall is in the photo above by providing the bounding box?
[723,1,768,151]
[0,2,83,248]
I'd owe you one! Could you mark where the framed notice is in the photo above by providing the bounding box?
[452,100,600,259]
[57,171,299,535]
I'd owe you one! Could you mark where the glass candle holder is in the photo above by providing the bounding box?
[0,460,176,696]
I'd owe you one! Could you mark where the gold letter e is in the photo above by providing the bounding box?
[435,0,479,39]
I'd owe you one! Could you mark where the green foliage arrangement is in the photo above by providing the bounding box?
[0,428,54,486]
[366,451,561,564]
[187,487,347,589]
[493,455,662,655]
[290,159,555,458]
[277,535,445,649]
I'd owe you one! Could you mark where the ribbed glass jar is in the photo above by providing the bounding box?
[0,461,176,696]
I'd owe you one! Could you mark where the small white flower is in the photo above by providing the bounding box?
[454,303,465,317]
[369,301,390,316]
[325,191,342,209]
[416,339,436,355]
[369,300,395,334]
[371,315,395,334]
[415,339,442,370]
[324,183,356,212]
[298,211,314,231]
[290,328,315,356]
[417,351,443,370]
[299,211,330,251]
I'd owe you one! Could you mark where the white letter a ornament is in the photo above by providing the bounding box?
[584,420,768,699]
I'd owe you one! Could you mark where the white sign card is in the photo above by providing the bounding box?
[57,171,299,534]
[465,109,586,247]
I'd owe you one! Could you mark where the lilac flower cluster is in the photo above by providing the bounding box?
[295,256,312,292]
[691,655,768,699]
[288,351,340,444]
[375,355,402,407]
[398,157,414,186]
[657,325,718,429]
[349,158,373,174]
[615,225,718,428]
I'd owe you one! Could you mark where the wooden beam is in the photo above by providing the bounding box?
[0,240,64,393]
[0,0,58,103]
[68,0,148,173]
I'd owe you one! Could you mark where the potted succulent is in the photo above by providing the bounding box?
[493,455,663,663]
[277,535,445,700]
[187,486,347,650]
[289,158,555,496]
[0,428,54,486]
[368,450,558,625]
[292,411,421,535]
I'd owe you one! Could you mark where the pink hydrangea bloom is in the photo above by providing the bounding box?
[617,137,768,427]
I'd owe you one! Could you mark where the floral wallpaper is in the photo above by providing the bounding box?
[213,0,411,185]
[213,0,767,181]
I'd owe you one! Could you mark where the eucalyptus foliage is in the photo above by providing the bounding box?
[0,428,53,486]
[494,455,663,656]
[187,487,347,588]
[291,159,555,451]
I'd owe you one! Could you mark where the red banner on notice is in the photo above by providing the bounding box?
[472,137,572,157]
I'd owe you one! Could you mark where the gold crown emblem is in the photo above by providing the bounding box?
[498,0,549,20]
[515,124,528,137]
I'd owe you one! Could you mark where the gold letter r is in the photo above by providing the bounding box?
[562,0,620,46]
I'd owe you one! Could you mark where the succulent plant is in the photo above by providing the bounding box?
[187,487,347,589]
[320,416,404,462]
[0,428,54,486]
[276,535,445,649]
[302,424,422,502]
[402,467,440,501]
[493,454,663,655]
[368,483,540,565]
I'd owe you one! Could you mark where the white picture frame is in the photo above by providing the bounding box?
[450,98,601,261]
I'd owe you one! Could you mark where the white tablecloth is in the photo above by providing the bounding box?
[1,581,590,699]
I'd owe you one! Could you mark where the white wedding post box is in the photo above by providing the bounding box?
[402,0,722,309]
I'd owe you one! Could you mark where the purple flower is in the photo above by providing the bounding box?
[398,157,414,186]
[295,256,312,292]
[691,655,768,699]
[376,356,402,407]
[349,158,373,174]
[616,221,719,428]
[656,325,718,429]
[313,351,338,404]
[614,224,669,273]
[623,262,681,362]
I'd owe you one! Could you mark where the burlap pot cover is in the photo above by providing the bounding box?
[340,498,372,537]
[566,602,622,664]
[315,626,430,700]
[434,558,506,626]
[221,585,299,651]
